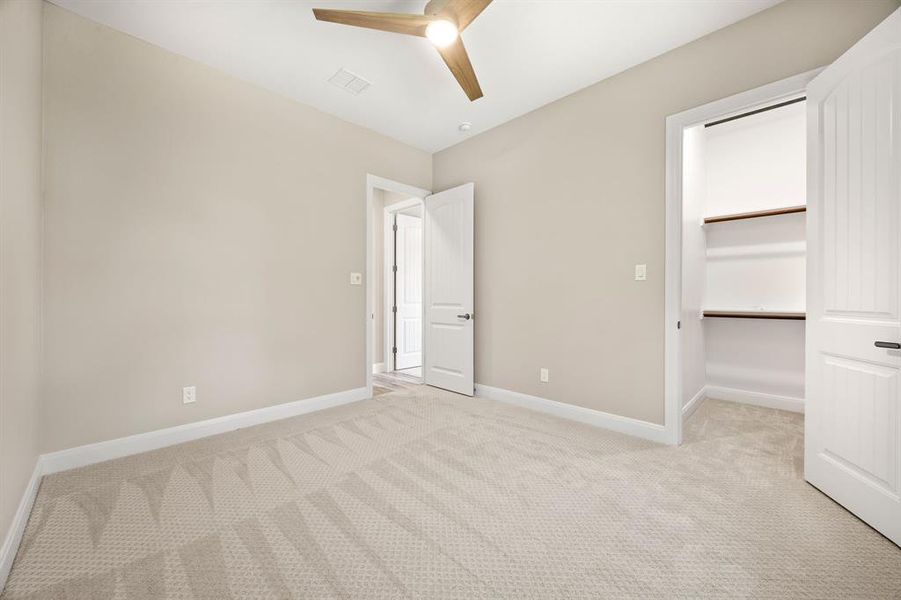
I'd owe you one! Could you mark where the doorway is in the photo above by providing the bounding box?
[365,176,476,399]
[664,69,820,446]
[365,176,430,397]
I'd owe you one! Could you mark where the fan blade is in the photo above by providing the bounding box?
[435,37,483,101]
[312,9,431,37]
[424,0,492,31]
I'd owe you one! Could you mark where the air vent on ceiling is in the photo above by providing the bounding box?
[328,68,371,96]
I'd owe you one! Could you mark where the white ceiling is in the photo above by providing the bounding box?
[50,0,782,152]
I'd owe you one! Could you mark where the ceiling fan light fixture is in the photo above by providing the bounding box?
[425,19,458,48]
[312,1,490,101]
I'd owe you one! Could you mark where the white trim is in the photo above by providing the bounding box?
[41,387,368,475]
[682,386,707,419]
[382,197,425,378]
[664,95,684,446]
[0,458,42,592]
[706,385,804,413]
[664,69,822,446]
[372,362,386,375]
[475,384,669,444]
[383,207,393,372]
[385,197,422,213]
[365,175,430,397]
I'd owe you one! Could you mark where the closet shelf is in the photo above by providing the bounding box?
[703,205,806,225]
[703,310,806,320]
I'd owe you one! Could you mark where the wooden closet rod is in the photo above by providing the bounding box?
[705,96,806,128]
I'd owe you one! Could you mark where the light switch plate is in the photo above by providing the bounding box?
[634,264,647,281]
[539,368,549,383]
[183,386,196,404]
[350,272,362,285]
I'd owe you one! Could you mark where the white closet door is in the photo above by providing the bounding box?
[394,213,422,370]
[424,183,474,396]
[806,8,901,546]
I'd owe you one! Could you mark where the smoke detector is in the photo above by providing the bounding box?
[328,68,371,96]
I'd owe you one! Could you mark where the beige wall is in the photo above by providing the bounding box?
[433,0,899,424]
[41,4,431,452]
[0,0,43,552]
[25,0,901,456]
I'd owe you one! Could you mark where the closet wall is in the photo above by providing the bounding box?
[682,99,807,414]
[681,126,709,410]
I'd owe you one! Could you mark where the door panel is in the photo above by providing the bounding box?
[395,213,422,370]
[821,355,898,495]
[806,7,901,546]
[424,183,474,395]
[821,57,899,318]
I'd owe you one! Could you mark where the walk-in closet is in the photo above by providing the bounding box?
[681,96,807,417]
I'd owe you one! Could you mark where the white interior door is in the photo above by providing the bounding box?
[806,8,901,546]
[424,183,474,395]
[394,213,422,370]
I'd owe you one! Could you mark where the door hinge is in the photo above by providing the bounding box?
[392,264,397,273]
[392,223,398,232]
[392,346,397,354]
[392,306,397,313]
[677,320,681,330]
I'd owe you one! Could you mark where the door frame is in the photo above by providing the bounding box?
[383,197,425,375]
[662,69,821,445]
[365,175,431,398]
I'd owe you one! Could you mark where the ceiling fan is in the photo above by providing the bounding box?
[312,0,493,101]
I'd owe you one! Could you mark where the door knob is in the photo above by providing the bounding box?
[457,313,471,320]
[875,341,901,349]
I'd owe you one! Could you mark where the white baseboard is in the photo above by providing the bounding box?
[474,384,669,444]
[372,362,386,375]
[41,387,369,475]
[682,386,707,419]
[0,458,42,592]
[705,385,804,413]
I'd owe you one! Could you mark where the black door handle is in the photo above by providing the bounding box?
[875,341,901,350]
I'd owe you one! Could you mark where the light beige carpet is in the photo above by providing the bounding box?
[372,372,420,397]
[3,389,900,599]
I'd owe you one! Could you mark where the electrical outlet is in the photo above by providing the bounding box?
[183,386,196,404]
[539,368,549,383]
[350,272,362,285]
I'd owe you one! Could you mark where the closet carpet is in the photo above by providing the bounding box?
[2,391,900,599]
